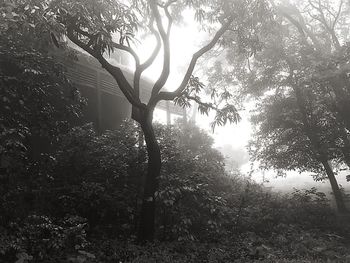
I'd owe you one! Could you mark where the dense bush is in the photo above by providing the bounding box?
[0,33,85,225]
[51,122,142,237]
[0,214,89,262]
[1,113,349,261]
[3,119,350,261]
[0,32,86,262]
[1,0,349,262]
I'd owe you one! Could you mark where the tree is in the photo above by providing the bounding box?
[204,0,350,213]
[251,0,350,213]
[264,0,350,213]
[25,0,273,241]
[249,90,348,211]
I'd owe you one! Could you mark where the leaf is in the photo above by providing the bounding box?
[78,250,95,259]
[50,33,60,48]
[198,103,210,115]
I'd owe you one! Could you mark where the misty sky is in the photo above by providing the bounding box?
[133,9,349,195]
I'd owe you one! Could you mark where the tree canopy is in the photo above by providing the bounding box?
[199,0,350,213]
[19,0,272,241]
[1,0,350,261]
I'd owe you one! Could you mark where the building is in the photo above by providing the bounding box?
[59,48,183,131]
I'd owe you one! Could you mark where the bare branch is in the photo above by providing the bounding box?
[294,12,323,50]
[139,17,161,71]
[163,0,177,8]
[67,24,144,110]
[307,0,341,49]
[149,0,173,99]
[332,0,343,29]
[155,17,234,103]
[133,17,162,102]
[280,9,306,37]
[164,1,175,35]
[111,42,140,67]
[271,0,322,51]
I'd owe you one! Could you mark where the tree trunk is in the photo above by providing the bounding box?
[137,111,161,242]
[321,159,348,214]
[341,147,350,169]
[293,85,348,213]
[340,132,350,169]
[332,75,350,131]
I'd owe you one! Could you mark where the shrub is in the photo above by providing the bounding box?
[0,214,88,262]
[0,33,84,225]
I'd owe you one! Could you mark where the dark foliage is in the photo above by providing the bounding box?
[1,1,350,261]
[0,35,84,222]
[1,118,349,262]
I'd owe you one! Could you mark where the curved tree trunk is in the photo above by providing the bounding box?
[137,110,161,242]
[321,159,348,214]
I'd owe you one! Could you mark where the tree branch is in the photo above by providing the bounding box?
[185,95,217,111]
[111,42,140,67]
[164,0,175,36]
[272,1,322,51]
[131,17,162,99]
[154,17,234,104]
[332,0,343,29]
[280,9,306,37]
[133,16,162,117]
[139,17,161,71]
[67,23,144,110]
[308,0,341,49]
[74,27,93,39]
[149,0,173,100]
